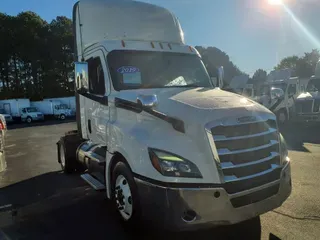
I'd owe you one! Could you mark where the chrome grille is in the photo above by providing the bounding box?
[211,119,281,198]
[296,100,314,113]
[313,100,320,113]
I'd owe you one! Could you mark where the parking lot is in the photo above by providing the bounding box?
[0,121,319,240]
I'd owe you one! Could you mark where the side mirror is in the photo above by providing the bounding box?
[217,66,224,88]
[137,94,158,109]
[75,62,89,92]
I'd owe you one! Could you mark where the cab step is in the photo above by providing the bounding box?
[81,173,105,190]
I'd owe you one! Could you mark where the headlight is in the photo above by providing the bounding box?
[148,148,202,178]
[279,133,290,165]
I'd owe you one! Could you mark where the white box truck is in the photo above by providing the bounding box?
[56,0,291,231]
[0,99,44,123]
[0,99,30,120]
[31,100,74,120]
[44,97,76,114]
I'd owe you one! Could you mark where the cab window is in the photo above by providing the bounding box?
[87,57,105,95]
[288,84,296,95]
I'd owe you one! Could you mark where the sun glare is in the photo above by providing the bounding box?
[268,0,282,5]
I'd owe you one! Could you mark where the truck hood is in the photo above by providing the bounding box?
[297,91,320,100]
[116,87,274,129]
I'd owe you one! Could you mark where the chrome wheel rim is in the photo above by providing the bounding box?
[115,175,132,221]
[27,118,31,123]
[61,115,65,120]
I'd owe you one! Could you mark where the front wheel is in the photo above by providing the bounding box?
[26,117,32,124]
[276,110,287,126]
[111,161,141,229]
[60,114,66,120]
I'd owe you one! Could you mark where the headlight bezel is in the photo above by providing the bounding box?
[279,133,290,165]
[148,148,202,178]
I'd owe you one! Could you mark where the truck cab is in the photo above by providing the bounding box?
[255,77,300,124]
[294,61,320,122]
[57,0,291,231]
[20,107,44,123]
[52,103,74,120]
[0,109,13,124]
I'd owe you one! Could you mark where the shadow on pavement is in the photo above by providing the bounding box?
[279,124,320,153]
[0,171,85,208]
[7,119,76,130]
[0,171,262,240]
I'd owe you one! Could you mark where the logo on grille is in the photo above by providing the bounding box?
[237,116,257,123]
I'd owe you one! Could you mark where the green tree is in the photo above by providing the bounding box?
[195,46,243,85]
[275,50,320,78]
[252,69,267,82]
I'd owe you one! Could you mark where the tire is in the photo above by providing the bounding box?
[276,110,287,126]
[59,139,76,174]
[58,134,84,174]
[111,161,141,229]
[26,117,32,124]
[60,114,66,120]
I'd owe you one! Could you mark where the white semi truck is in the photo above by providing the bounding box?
[57,0,291,231]
[253,67,319,125]
[294,60,320,122]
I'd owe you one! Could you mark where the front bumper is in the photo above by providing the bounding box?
[135,163,291,231]
[294,113,320,123]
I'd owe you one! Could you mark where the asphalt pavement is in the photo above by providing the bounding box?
[0,120,319,240]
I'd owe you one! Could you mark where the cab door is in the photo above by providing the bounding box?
[83,49,110,145]
[287,81,298,118]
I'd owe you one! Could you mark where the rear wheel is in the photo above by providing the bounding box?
[26,117,32,124]
[111,161,141,229]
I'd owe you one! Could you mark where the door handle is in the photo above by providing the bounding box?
[88,119,92,134]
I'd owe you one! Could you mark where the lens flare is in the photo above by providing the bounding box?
[268,0,282,5]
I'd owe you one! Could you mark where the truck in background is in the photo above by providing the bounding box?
[44,97,76,114]
[0,99,31,122]
[56,0,291,231]
[19,107,44,123]
[31,100,75,120]
[294,60,320,123]
[251,67,317,125]
[0,108,13,124]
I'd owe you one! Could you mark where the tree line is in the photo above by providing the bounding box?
[0,11,318,100]
[252,49,320,84]
[0,12,74,100]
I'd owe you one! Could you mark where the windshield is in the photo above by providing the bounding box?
[259,82,287,96]
[271,83,287,92]
[306,78,320,92]
[27,107,38,113]
[56,104,69,110]
[107,50,213,90]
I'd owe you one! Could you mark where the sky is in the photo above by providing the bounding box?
[1,0,320,76]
